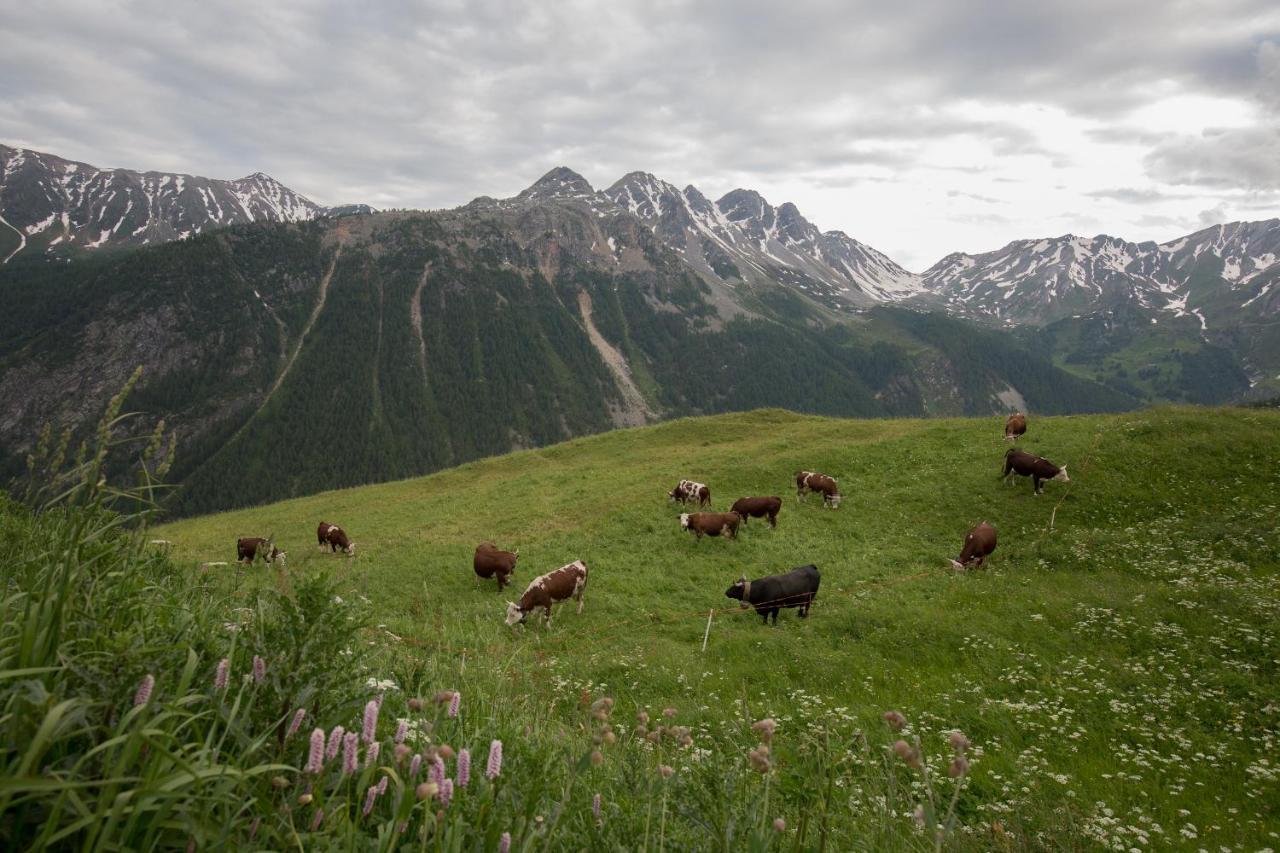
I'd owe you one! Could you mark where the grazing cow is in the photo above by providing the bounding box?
[668,480,711,507]
[950,521,997,570]
[731,496,782,528]
[505,559,588,626]
[725,565,821,625]
[680,511,741,540]
[1002,448,1069,495]
[317,521,356,555]
[1004,412,1027,441]
[237,536,286,567]
[474,542,519,590]
[795,471,842,508]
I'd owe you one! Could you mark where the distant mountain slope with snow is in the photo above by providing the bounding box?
[0,144,370,262]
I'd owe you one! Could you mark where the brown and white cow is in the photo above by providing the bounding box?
[1002,448,1069,495]
[950,521,997,570]
[505,559,588,626]
[795,471,842,508]
[731,496,782,528]
[668,480,711,507]
[1004,412,1027,441]
[680,511,741,540]
[474,542,519,591]
[237,536,286,567]
[317,521,356,556]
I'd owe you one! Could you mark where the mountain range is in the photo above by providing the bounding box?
[0,143,1274,514]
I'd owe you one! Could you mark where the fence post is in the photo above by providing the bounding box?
[701,609,714,652]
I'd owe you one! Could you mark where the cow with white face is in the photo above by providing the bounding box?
[505,560,588,627]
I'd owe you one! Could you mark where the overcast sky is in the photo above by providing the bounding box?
[2,0,1278,270]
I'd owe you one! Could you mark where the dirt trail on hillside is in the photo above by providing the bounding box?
[577,290,657,428]
[263,248,341,401]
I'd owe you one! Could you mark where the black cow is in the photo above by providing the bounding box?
[725,565,821,625]
[1002,448,1069,495]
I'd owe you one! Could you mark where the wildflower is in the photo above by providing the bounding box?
[408,697,425,712]
[362,699,379,743]
[882,711,906,731]
[752,718,777,742]
[366,741,381,767]
[487,740,503,779]
[437,744,456,760]
[590,750,604,766]
[214,658,230,690]
[592,793,602,823]
[286,708,306,739]
[893,739,923,770]
[395,719,408,743]
[362,785,378,816]
[498,832,511,853]
[326,726,345,761]
[913,804,926,826]
[298,793,313,805]
[949,755,970,778]
[434,690,454,705]
[440,777,454,808]
[394,743,412,763]
[430,755,446,787]
[457,748,471,787]
[306,728,325,774]
[252,655,266,683]
[271,776,289,788]
[376,775,388,795]
[748,744,772,774]
[448,691,461,718]
[409,754,422,778]
[663,707,676,719]
[416,781,439,800]
[134,674,155,707]
[773,818,786,832]
[343,732,359,775]
[948,731,971,754]
[658,765,674,778]
[637,710,649,724]
[310,809,324,832]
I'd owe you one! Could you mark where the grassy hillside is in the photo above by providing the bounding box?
[156,407,1280,848]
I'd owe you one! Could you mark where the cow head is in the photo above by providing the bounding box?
[504,601,526,626]
[1053,465,1069,482]
[826,493,843,509]
[668,487,680,502]
[948,558,966,571]
[679,513,691,529]
[344,542,357,556]
[271,547,287,567]
[724,576,746,600]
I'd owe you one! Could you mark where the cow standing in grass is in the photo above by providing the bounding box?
[731,496,782,528]
[237,536,285,567]
[1003,448,1069,495]
[317,521,356,555]
[668,480,711,507]
[725,565,821,625]
[474,542,519,591]
[950,522,997,570]
[505,560,588,627]
[796,471,842,508]
[1004,413,1027,441]
[680,511,741,540]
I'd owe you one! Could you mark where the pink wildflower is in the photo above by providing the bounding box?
[456,748,471,787]
[343,732,359,775]
[439,777,454,808]
[448,691,461,718]
[286,708,306,739]
[133,674,155,707]
[362,699,379,743]
[486,740,503,780]
[326,725,344,761]
[305,728,325,774]
[592,792,601,824]
[430,755,446,787]
[365,741,381,767]
[213,658,230,690]
[309,809,324,832]
[252,655,266,683]
[882,710,906,731]
[409,754,422,778]
[362,784,378,816]
[376,775,389,795]
[395,718,408,743]
[498,832,511,853]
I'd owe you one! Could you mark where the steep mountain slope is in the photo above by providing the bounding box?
[0,190,1133,516]
[0,144,367,262]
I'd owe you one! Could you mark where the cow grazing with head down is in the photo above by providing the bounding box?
[237,536,286,567]
[731,496,782,528]
[950,521,997,570]
[474,542,519,590]
[317,521,356,555]
[668,480,711,507]
[680,511,741,540]
[795,471,842,508]
[725,565,821,625]
[505,559,588,626]
[1004,412,1027,441]
[1003,448,1069,495]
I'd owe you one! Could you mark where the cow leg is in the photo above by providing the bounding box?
[768,513,777,528]
[544,606,553,626]
[1033,476,1043,495]
[576,585,585,614]
[770,609,779,625]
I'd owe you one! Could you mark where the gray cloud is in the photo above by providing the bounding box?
[1,0,1278,265]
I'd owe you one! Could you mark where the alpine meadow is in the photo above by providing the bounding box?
[5,1,1280,850]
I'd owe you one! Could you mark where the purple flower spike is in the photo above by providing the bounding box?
[448,691,461,718]
[134,674,155,707]
[592,792,602,823]
[365,741,381,767]
[486,740,503,780]
[286,708,306,739]
[409,754,422,778]
[326,726,344,761]
[213,658,230,690]
[440,777,454,808]
[498,831,511,853]
[252,655,266,683]
[310,809,324,832]
[395,718,408,743]
[456,748,471,788]
[305,728,325,774]
[343,732,359,775]
[362,699,379,743]
[362,784,378,816]
[430,755,446,787]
